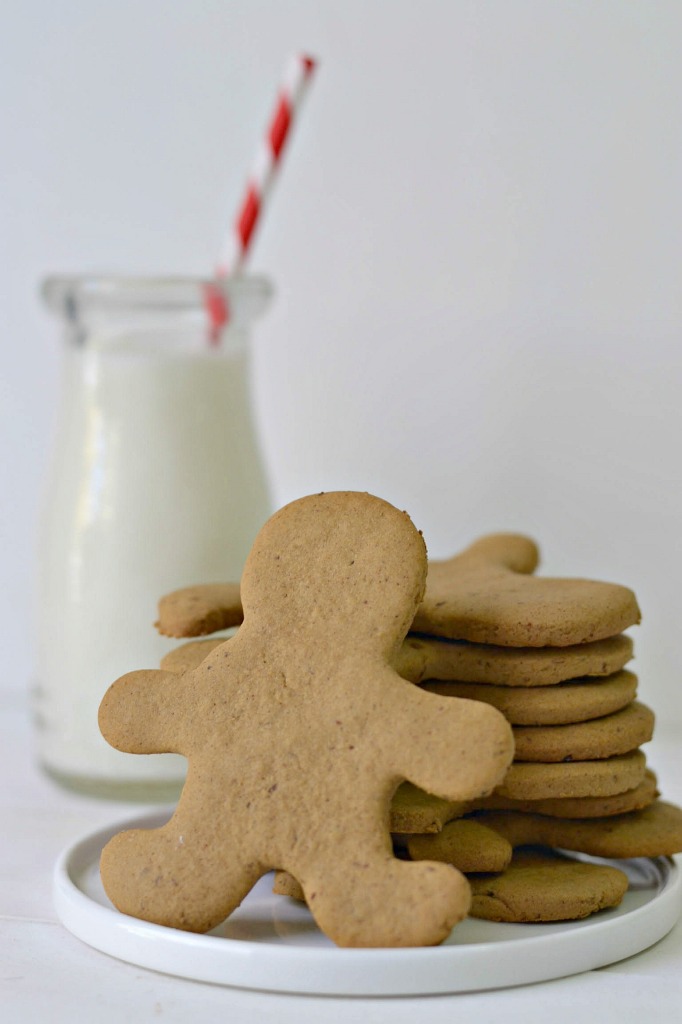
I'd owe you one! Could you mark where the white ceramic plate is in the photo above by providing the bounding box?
[53,808,682,996]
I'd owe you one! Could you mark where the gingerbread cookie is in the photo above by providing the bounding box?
[398,632,634,685]
[421,670,638,725]
[475,770,658,818]
[405,798,682,869]
[160,637,224,674]
[470,800,682,859]
[406,818,512,874]
[156,582,243,638]
[510,701,654,762]
[389,781,469,834]
[468,849,629,922]
[157,589,636,681]
[494,750,647,800]
[274,817,513,899]
[273,870,307,901]
[389,768,658,834]
[99,491,514,948]
[275,842,632,923]
[163,631,635,695]
[412,534,640,647]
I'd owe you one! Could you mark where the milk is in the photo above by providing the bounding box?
[34,329,271,797]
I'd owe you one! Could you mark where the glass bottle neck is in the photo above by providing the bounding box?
[41,274,273,353]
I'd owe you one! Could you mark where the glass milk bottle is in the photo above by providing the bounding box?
[33,274,273,799]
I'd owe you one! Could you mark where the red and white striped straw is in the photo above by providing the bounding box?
[218,52,317,279]
[205,53,316,338]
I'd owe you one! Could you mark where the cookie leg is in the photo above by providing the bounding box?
[301,849,470,947]
[100,825,263,933]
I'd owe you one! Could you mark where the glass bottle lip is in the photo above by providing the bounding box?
[41,273,274,330]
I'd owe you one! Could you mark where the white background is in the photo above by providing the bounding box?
[2,1,681,720]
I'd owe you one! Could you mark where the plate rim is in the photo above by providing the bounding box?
[53,807,682,996]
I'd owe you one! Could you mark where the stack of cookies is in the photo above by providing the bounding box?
[365,533,679,922]
[155,530,682,926]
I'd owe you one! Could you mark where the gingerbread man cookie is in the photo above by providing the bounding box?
[99,492,514,948]
[413,533,641,646]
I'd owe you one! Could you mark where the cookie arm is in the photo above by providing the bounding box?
[455,533,539,574]
[98,670,186,753]
[387,682,514,802]
[155,582,243,637]
[160,638,226,674]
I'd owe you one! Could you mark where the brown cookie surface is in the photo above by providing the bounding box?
[475,770,658,818]
[160,637,225,673]
[393,761,657,835]
[406,819,512,874]
[495,750,647,800]
[275,818,513,888]
[273,870,306,901]
[100,492,514,948]
[390,781,469,834]
[511,701,654,762]
[156,583,243,638]
[276,845,632,924]
[412,534,640,647]
[421,670,638,725]
[469,848,629,922]
[164,633,635,695]
[399,633,634,686]
[473,800,682,859]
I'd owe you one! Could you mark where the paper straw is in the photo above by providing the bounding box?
[205,53,317,339]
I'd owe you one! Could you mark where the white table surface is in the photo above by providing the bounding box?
[2,688,681,1024]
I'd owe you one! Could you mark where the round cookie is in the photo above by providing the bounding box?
[511,701,654,762]
[474,770,658,818]
[420,670,638,725]
[399,633,634,687]
[412,534,641,647]
[495,750,647,801]
[468,849,629,922]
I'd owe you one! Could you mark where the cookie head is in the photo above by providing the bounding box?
[99,490,513,948]
[240,491,428,658]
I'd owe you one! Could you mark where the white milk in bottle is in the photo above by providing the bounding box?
[34,275,272,798]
